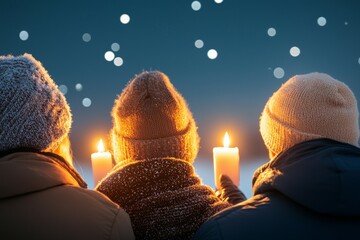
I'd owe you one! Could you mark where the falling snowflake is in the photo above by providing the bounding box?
[114,57,124,67]
[120,14,130,24]
[59,85,68,95]
[82,33,91,42]
[191,1,201,11]
[317,17,326,26]
[75,83,83,91]
[82,98,92,107]
[267,28,276,37]
[273,67,285,79]
[194,39,204,48]
[207,49,218,59]
[104,51,115,61]
[111,43,120,52]
[19,30,29,41]
[290,46,300,57]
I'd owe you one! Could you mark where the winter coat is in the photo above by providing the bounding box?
[96,157,231,240]
[193,138,360,240]
[0,150,135,240]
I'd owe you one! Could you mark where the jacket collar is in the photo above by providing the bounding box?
[252,138,360,216]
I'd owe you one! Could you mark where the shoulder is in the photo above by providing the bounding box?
[193,193,280,240]
[52,186,135,239]
[59,185,125,216]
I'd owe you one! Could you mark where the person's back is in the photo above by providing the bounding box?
[0,151,134,240]
[96,71,232,240]
[194,139,360,239]
[194,73,360,239]
[0,54,135,240]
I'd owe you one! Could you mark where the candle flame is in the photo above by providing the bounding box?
[223,132,230,148]
[97,139,105,152]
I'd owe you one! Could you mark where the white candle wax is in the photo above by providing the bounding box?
[91,139,113,186]
[213,132,240,189]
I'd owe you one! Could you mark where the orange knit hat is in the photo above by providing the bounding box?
[111,71,199,166]
[260,72,359,159]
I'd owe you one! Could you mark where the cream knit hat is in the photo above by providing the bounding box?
[260,72,359,159]
[111,71,199,165]
[0,54,72,152]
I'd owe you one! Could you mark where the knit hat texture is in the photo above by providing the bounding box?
[0,54,72,151]
[260,72,359,159]
[111,71,199,165]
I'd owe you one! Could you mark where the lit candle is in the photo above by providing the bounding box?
[213,132,240,189]
[91,139,113,186]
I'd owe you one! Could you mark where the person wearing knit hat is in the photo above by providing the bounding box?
[96,71,238,240]
[0,54,135,240]
[260,72,359,160]
[194,72,360,240]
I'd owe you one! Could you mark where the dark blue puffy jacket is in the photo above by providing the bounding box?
[193,139,360,240]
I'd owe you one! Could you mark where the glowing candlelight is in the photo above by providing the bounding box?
[91,139,113,186]
[213,132,240,189]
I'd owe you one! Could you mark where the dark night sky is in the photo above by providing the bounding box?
[1,0,360,188]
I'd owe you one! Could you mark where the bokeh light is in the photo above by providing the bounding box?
[273,67,285,79]
[111,43,120,52]
[82,33,91,42]
[120,14,130,24]
[214,0,224,3]
[114,57,124,67]
[207,49,218,59]
[75,83,83,91]
[267,27,276,37]
[317,17,327,26]
[290,46,301,57]
[82,98,92,107]
[104,51,115,61]
[59,85,68,95]
[195,39,204,48]
[191,1,201,11]
[19,30,29,41]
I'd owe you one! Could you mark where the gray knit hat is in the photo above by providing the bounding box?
[0,54,72,151]
[111,71,199,166]
[260,72,359,159]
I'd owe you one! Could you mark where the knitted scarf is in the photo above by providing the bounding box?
[97,158,231,240]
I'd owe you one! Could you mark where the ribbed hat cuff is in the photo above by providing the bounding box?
[260,105,322,158]
[112,121,199,166]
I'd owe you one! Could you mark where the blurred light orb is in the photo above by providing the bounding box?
[191,1,201,11]
[82,33,91,42]
[358,57,360,64]
[104,51,115,61]
[75,83,83,91]
[214,0,224,3]
[290,46,301,57]
[120,14,130,24]
[19,30,29,41]
[195,39,204,48]
[273,67,285,79]
[317,17,326,26]
[111,43,120,52]
[207,49,218,59]
[59,85,68,95]
[82,98,92,107]
[114,57,124,67]
[267,27,276,37]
